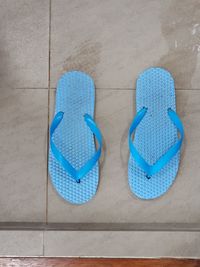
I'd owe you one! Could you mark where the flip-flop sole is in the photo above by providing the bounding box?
[128,67,180,199]
[48,71,99,204]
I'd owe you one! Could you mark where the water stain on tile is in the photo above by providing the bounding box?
[177,91,188,118]
[159,0,200,88]
[63,40,101,80]
[99,138,106,173]
[0,45,15,89]
[120,123,130,172]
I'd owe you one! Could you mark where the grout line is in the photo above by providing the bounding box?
[1,223,200,232]
[45,0,52,226]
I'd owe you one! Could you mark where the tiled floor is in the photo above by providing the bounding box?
[0,89,47,222]
[1,0,200,257]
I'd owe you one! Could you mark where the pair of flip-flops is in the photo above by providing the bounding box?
[48,67,184,204]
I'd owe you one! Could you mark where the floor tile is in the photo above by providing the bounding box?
[0,89,48,222]
[0,231,43,256]
[48,88,200,224]
[50,0,200,89]
[0,0,49,88]
[44,230,200,257]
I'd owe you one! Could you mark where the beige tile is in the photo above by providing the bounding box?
[50,0,200,89]
[0,0,49,88]
[44,230,200,257]
[48,88,200,224]
[0,89,48,222]
[0,231,43,256]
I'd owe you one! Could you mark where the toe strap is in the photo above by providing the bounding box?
[129,107,184,176]
[50,112,102,182]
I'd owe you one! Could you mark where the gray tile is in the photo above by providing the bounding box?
[0,89,48,222]
[48,89,200,224]
[44,230,200,257]
[0,0,49,88]
[0,231,43,256]
[50,0,200,89]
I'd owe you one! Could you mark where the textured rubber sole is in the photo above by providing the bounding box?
[48,71,99,204]
[128,67,180,200]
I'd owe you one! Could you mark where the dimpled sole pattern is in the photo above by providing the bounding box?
[128,67,180,199]
[48,71,99,204]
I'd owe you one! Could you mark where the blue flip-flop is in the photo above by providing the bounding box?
[48,71,102,205]
[128,67,184,200]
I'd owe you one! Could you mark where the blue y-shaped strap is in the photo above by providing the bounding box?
[129,107,184,177]
[50,112,102,183]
